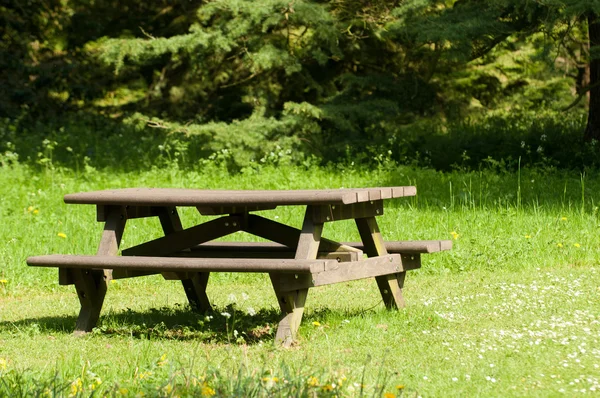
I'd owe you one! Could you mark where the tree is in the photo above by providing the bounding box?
[395,0,600,141]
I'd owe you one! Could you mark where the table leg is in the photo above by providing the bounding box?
[158,207,211,312]
[270,207,322,347]
[73,205,126,334]
[356,217,406,309]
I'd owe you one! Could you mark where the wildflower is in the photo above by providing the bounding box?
[247,307,256,316]
[69,378,83,397]
[27,206,34,212]
[574,243,581,248]
[0,279,7,284]
[221,312,231,319]
[557,243,563,248]
[561,217,567,221]
[201,383,215,396]
[321,384,334,392]
[137,371,152,380]
[33,209,39,214]
[450,231,459,240]
[0,358,6,371]
[117,388,129,396]
[307,376,319,387]
[312,321,321,326]
[58,232,67,238]
[396,384,405,390]
[157,353,168,367]
[524,235,531,239]
[383,393,396,398]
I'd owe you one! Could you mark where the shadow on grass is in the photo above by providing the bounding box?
[0,304,376,345]
[0,304,279,344]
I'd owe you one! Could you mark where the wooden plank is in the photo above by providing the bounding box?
[245,215,362,254]
[122,215,244,257]
[197,205,277,215]
[64,187,417,207]
[276,254,411,291]
[157,206,212,312]
[27,254,331,273]
[270,206,322,347]
[311,201,383,223]
[111,269,160,279]
[185,247,359,262]
[190,240,450,254]
[73,205,126,334]
[356,217,405,309]
[346,240,452,254]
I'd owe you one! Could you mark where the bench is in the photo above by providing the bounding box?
[28,239,450,287]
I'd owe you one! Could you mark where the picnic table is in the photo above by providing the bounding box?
[27,187,451,346]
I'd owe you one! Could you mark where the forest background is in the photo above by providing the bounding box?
[3,0,600,172]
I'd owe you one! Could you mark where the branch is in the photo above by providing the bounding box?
[561,81,600,112]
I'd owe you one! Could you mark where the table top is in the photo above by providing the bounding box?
[64,187,416,207]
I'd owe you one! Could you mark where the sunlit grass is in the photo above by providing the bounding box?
[1,162,600,396]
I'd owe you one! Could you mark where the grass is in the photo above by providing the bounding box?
[1,160,600,396]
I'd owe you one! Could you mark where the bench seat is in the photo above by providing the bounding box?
[27,253,405,289]
[27,254,332,273]
[191,239,452,255]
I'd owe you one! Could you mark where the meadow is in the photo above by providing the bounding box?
[1,158,599,397]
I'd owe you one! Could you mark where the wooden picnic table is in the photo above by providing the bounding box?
[27,187,450,346]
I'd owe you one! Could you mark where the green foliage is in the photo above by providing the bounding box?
[2,0,599,170]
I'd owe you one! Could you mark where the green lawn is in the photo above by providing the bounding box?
[1,162,599,397]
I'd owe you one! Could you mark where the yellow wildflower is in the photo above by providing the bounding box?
[69,378,83,397]
[0,279,7,284]
[307,376,319,387]
[524,235,531,239]
[157,353,168,367]
[396,384,405,390]
[33,209,39,215]
[557,243,563,248]
[450,231,459,240]
[383,393,396,398]
[117,388,129,396]
[0,358,7,371]
[561,217,567,221]
[27,206,34,212]
[312,321,321,326]
[574,243,581,248]
[57,232,67,239]
[201,383,215,396]
[137,371,152,380]
[321,384,334,392]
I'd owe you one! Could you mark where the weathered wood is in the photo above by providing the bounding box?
[275,254,408,291]
[189,242,359,262]
[190,240,450,255]
[197,205,277,215]
[111,269,160,280]
[356,217,405,309]
[64,187,416,207]
[73,206,125,334]
[271,206,322,347]
[122,214,244,257]
[97,205,161,222]
[27,254,331,273]
[245,215,362,254]
[311,201,383,223]
[157,207,211,312]
[346,240,452,254]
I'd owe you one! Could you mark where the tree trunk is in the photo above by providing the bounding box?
[584,12,600,142]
